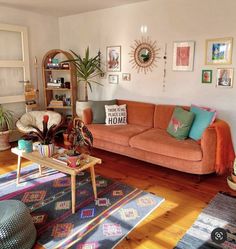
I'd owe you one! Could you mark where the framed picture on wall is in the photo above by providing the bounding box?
[205,37,233,65]
[216,68,233,88]
[172,41,195,71]
[122,73,131,81]
[202,69,213,83]
[106,46,121,72]
[108,74,119,84]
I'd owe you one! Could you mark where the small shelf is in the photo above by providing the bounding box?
[44,69,70,72]
[46,88,70,91]
[47,105,72,109]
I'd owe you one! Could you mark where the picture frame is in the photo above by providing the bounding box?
[172,41,195,71]
[205,37,233,65]
[106,46,121,72]
[122,73,131,81]
[216,68,233,88]
[202,69,213,83]
[108,74,119,84]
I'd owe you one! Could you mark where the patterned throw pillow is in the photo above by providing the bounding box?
[105,104,127,125]
[167,107,195,140]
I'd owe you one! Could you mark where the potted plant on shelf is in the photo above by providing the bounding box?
[227,159,236,191]
[63,47,104,116]
[0,105,14,151]
[24,115,64,157]
[66,118,93,167]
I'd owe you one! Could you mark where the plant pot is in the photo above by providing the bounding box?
[63,133,71,147]
[38,143,54,157]
[0,130,11,151]
[68,155,80,168]
[231,173,236,183]
[227,176,236,191]
[76,101,92,118]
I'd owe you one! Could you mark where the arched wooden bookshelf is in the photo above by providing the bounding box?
[42,49,77,118]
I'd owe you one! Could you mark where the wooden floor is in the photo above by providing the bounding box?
[0,147,235,249]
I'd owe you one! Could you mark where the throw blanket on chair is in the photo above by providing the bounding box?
[211,119,235,175]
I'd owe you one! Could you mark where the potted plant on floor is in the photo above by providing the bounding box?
[0,105,14,151]
[24,115,64,157]
[63,47,104,116]
[227,159,236,190]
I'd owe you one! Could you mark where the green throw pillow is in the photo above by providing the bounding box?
[91,100,117,124]
[167,107,195,140]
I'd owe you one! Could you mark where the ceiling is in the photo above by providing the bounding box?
[0,0,147,17]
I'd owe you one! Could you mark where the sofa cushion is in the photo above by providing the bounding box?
[117,100,155,127]
[189,105,216,140]
[87,124,150,147]
[105,104,127,125]
[91,100,117,124]
[129,128,202,161]
[167,107,195,140]
[154,105,189,129]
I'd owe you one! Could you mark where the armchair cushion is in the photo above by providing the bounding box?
[16,111,61,133]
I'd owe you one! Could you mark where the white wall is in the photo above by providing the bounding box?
[0,6,60,106]
[59,0,236,146]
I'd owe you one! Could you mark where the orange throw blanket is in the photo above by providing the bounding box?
[211,119,235,175]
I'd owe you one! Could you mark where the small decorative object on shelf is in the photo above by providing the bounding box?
[23,114,64,157]
[61,62,70,69]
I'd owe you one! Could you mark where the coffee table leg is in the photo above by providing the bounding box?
[38,165,43,176]
[16,155,22,184]
[90,166,97,200]
[71,175,76,214]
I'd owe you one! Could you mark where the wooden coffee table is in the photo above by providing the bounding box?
[11,147,102,214]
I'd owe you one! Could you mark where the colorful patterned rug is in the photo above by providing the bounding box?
[0,164,164,249]
[175,192,236,249]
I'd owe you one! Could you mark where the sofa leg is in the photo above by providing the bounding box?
[197,175,202,183]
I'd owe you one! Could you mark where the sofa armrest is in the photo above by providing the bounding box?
[200,127,217,169]
[82,108,93,125]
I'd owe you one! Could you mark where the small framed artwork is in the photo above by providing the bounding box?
[216,68,233,88]
[205,37,233,65]
[202,69,213,83]
[106,46,121,72]
[108,74,119,84]
[122,73,131,81]
[172,41,195,71]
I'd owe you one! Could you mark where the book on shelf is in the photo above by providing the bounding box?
[47,82,61,88]
[50,100,64,106]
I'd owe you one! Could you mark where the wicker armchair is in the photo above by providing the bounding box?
[16,110,61,133]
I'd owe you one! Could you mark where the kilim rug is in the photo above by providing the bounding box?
[175,192,236,249]
[0,164,164,249]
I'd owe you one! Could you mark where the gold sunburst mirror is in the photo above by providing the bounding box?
[130,37,161,74]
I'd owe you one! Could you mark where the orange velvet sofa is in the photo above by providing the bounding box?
[82,100,217,175]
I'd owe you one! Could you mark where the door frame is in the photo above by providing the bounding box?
[0,23,30,104]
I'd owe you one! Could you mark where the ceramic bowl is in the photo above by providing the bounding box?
[227,176,236,191]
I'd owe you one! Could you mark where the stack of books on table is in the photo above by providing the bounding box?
[49,100,64,107]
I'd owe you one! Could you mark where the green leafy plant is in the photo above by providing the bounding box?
[0,105,14,132]
[24,115,64,145]
[63,47,104,101]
